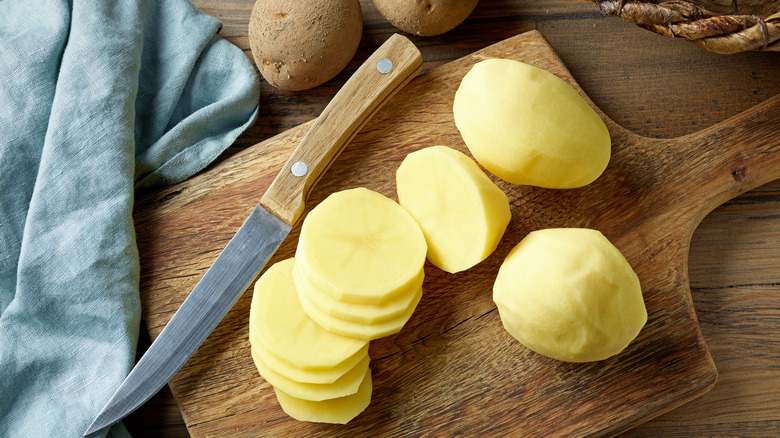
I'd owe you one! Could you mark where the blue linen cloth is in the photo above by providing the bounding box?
[0,0,260,436]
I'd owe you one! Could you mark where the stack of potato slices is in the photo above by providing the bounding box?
[249,188,427,423]
[248,259,372,423]
[294,188,427,340]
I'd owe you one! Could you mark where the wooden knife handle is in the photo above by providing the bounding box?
[259,34,423,226]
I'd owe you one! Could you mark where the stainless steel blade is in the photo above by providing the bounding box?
[84,206,290,436]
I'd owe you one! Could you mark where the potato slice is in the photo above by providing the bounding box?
[396,145,511,273]
[293,260,424,325]
[298,280,423,341]
[249,258,367,370]
[251,348,370,401]
[453,58,610,188]
[274,367,373,424]
[249,327,368,384]
[296,243,425,305]
[493,228,647,362]
[295,187,427,305]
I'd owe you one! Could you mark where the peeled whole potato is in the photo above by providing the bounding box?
[453,58,611,188]
[372,0,479,36]
[248,0,362,91]
[493,228,647,363]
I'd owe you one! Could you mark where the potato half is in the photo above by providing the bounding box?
[396,145,511,273]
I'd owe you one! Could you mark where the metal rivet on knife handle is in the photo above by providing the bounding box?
[291,161,308,177]
[377,58,393,74]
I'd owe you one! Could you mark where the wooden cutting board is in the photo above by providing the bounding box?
[133,30,780,437]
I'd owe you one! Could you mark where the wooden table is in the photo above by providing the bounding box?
[126,1,780,436]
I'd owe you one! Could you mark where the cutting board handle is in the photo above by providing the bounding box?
[259,34,423,226]
[712,93,780,188]
[664,93,780,222]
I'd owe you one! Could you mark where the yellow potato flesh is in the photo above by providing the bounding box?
[298,280,423,341]
[293,260,424,325]
[493,228,647,362]
[249,258,367,370]
[396,145,511,273]
[274,368,372,424]
[453,58,611,188]
[251,348,370,401]
[249,328,368,384]
[295,187,427,304]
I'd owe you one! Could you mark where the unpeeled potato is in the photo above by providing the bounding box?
[248,0,363,91]
[372,0,479,36]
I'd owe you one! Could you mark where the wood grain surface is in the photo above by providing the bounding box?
[126,1,780,437]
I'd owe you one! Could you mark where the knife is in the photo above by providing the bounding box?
[85,33,423,436]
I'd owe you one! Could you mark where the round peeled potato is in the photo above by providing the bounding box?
[248,0,362,91]
[372,0,479,36]
[493,228,647,363]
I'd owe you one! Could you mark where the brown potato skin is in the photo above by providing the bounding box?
[372,0,479,36]
[248,0,363,91]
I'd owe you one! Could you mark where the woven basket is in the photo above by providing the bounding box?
[593,1,780,53]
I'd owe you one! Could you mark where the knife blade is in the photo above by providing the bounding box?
[85,33,422,436]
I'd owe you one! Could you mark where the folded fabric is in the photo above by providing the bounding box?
[0,0,260,436]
